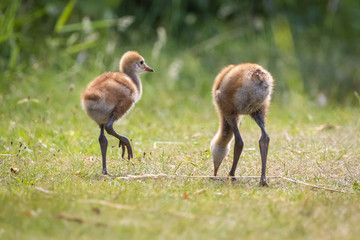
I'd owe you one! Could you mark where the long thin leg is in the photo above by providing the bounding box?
[213,115,234,176]
[105,116,133,159]
[99,124,108,175]
[228,117,244,177]
[251,110,270,187]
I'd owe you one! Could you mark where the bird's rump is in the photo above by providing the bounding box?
[81,72,137,124]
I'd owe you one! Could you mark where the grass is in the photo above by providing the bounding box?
[1,48,360,240]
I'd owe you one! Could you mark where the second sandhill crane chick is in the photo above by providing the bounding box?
[81,51,154,175]
[210,63,274,186]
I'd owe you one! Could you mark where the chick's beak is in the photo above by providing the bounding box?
[145,65,154,72]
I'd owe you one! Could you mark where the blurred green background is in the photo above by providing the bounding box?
[1,0,359,105]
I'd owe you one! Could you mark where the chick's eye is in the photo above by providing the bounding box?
[140,60,144,65]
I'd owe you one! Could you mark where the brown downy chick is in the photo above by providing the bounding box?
[81,51,154,175]
[210,63,273,186]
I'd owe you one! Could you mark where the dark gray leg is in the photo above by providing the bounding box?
[251,110,270,187]
[105,116,133,160]
[228,117,244,177]
[99,124,108,175]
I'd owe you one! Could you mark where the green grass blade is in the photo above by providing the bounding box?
[0,0,19,44]
[54,0,77,33]
[65,40,97,54]
[8,37,19,69]
[57,16,134,33]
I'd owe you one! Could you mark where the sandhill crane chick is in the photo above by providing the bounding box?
[81,51,154,175]
[210,63,274,186]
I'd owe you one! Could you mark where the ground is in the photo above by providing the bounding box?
[0,64,359,239]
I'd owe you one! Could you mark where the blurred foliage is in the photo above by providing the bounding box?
[0,0,359,104]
